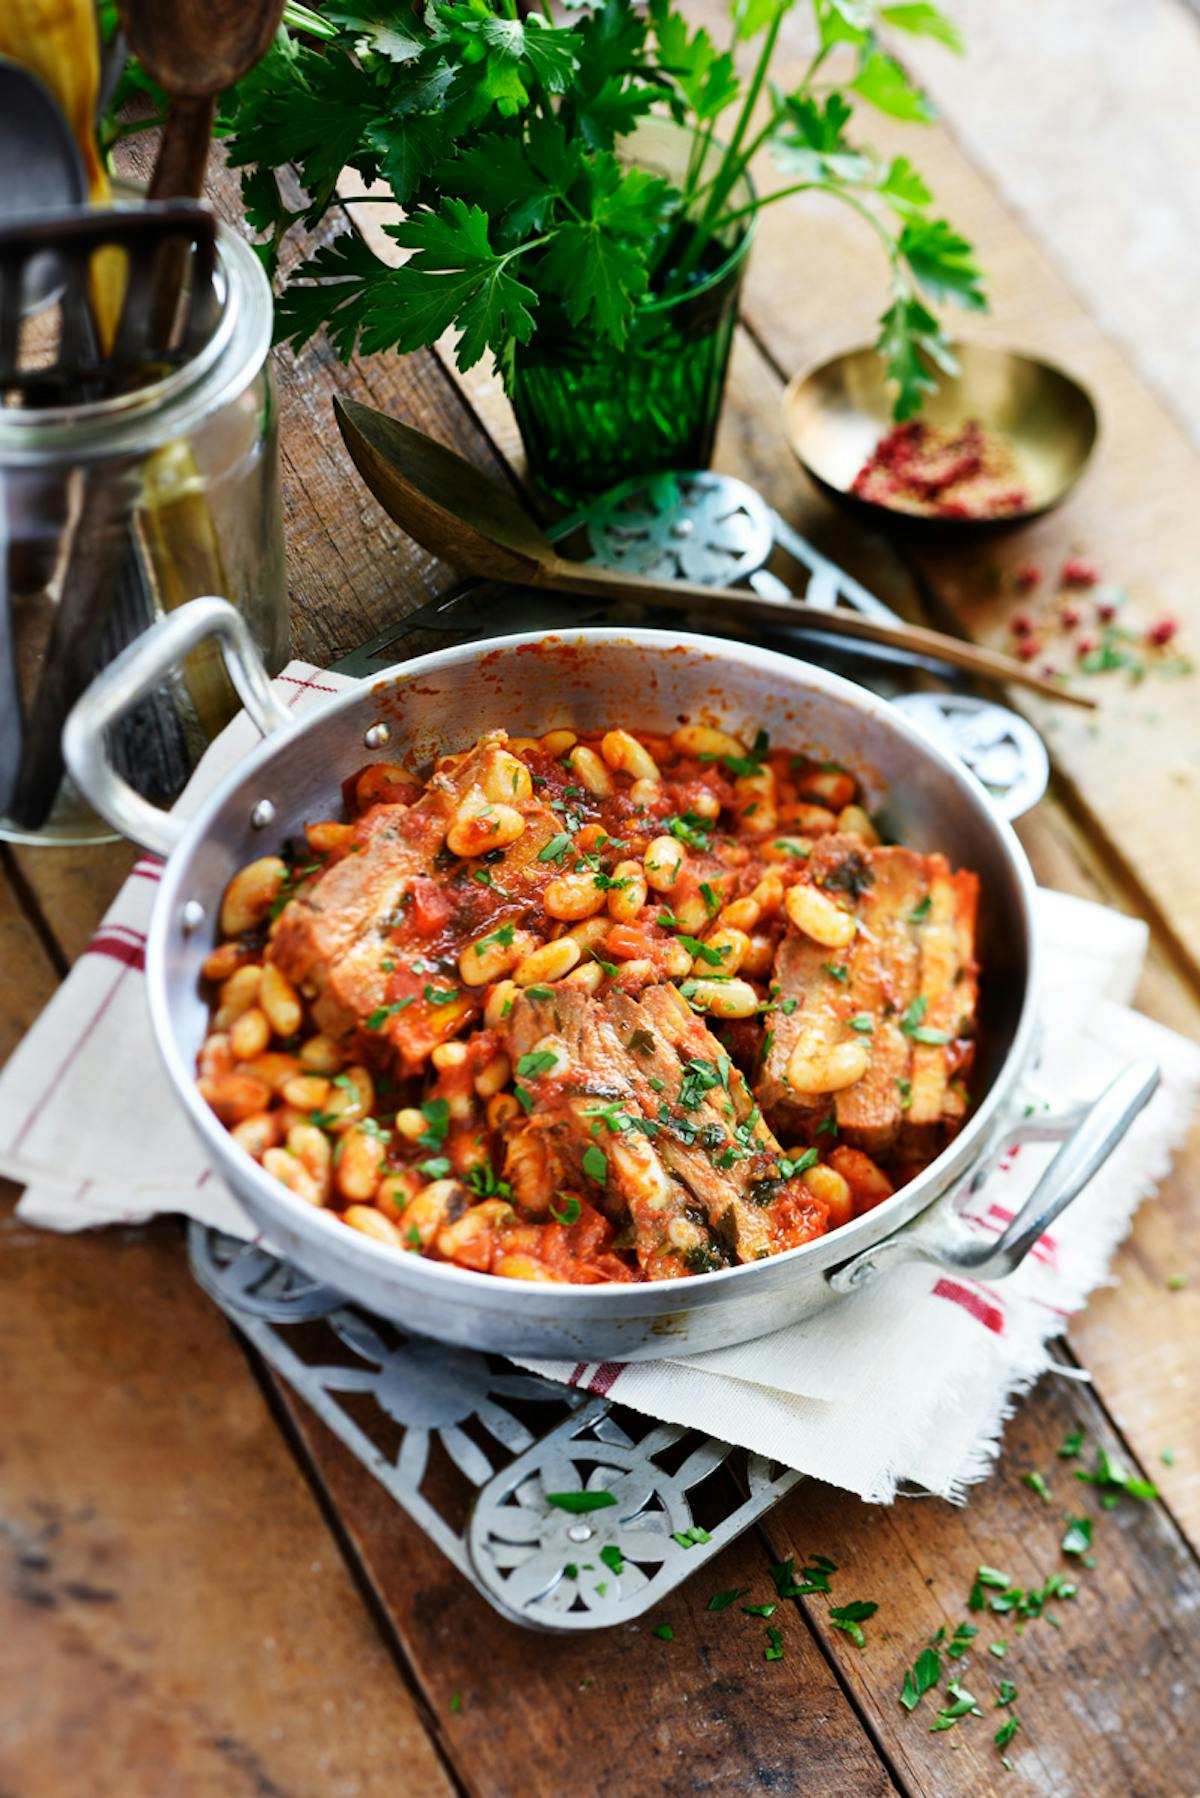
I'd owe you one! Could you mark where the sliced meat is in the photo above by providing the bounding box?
[835,845,927,1156]
[267,731,560,1065]
[503,984,828,1278]
[756,834,978,1160]
[899,858,979,1158]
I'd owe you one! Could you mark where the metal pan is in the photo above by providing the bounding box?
[64,598,1158,1360]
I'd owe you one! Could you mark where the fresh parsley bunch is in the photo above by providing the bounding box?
[112,0,985,418]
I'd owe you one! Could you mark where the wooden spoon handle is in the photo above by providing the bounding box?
[149,95,216,201]
[540,554,1094,710]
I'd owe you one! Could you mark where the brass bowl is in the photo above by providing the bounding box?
[781,342,1098,538]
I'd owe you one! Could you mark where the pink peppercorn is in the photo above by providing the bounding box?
[1015,563,1042,590]
[1010,611,1035,638]
[1059,602,1083,628]
[1062,557,1098,587]
[1016,638,1039,662]
[1075,635,1097,659]
[1097,599,1118,623]
[1146,615,1179,647]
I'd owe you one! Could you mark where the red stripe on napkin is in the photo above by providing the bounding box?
[588,1362,624,1397]
[279,672,341,697]
[932,1277,1005,1335]
[130,860,163,883]
[85,933,146,972]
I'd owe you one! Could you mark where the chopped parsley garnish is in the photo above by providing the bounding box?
[763,1626,784,1662]
[699,882,722,918]
[823,962,849,982]
[1060,1514,1092,1557]
[592,870,632,892]
[417,1098,450,1151]
[778,1148,818,1180]
[771,839,811,859]
[418,1156,451,1178]
[706,1588,747,1611]
[900,1646,942,1711]
[671,1525,711,1549]
[989,1641,1007,1659]
[908,895,932,923]
[667,813,712,851]
[474,921,516,952]
[448,1692,462,1713]
[897,1078,913,1109]
[364,998,415,1031]
[945,1621,977,1660]
[549,1194,582,1226]
[545,1490,617,1514]
[967,1566,1011,1609]
[1058,1429,1085,1458]
[538,833,574,863]
[470,867,494,887]
[1022,1471,1052,1503]
[679,935,730,967]
[581,1144,608,1185]
[828,1600,877,1648]
[996,1681,1018,1707]
[405,1226,422,1249]
[899,994,952,1044]
[424,984,459,1006]
[1073,1445,1159,1501]
[741,1602,777,1618]
[524,986,554,1000]
[994,1716,1020,1751]
[466,1161,512,1200]
[678,1057,724,1110]
[848,1013,874,1034]
[514,1084,534,1113]
[516,1049,559,1078]
[652,1623,674,1641]
[780,997,799,1015]
[599,1545,624,1576]
[628,1028,655,1053]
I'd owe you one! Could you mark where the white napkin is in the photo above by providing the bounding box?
[3,663,1197,1503]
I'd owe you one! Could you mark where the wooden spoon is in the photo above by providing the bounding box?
[118,0,284,333]
[334,396,1095,711]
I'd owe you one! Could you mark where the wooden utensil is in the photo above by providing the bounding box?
[118,0,284,336]
[334,396,1095,711]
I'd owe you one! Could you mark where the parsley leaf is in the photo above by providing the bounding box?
[549,1194,582,1226]
[582,1144,608,1185]
[545,1490,617,1514]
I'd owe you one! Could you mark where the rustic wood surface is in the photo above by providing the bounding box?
[3,5,1199,1793]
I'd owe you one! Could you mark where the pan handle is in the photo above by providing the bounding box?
[64,595,294,860]
[827,1057,1161,1295]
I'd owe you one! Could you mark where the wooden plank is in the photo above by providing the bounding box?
[763,1372,1200,1797]
[267,1380,897,1798]
[0,859,61,1062]
[0,1199,457,1798]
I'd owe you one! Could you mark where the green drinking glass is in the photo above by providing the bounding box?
[509,118,755,508]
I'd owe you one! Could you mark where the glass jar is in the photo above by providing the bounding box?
[508,118,755,507]
[0,208,287,845]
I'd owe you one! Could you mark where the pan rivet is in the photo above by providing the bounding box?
[180,901,205,935]
[670,518,693,539]
[566,1523,593,1543]
[250,799,276,829]
[364,722,390,748]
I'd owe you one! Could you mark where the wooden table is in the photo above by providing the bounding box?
[3,7,1199,1792]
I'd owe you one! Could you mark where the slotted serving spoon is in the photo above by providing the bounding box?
[334,397,1093,711]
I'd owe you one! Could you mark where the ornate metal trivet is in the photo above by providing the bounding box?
[189,1226,802,1631]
